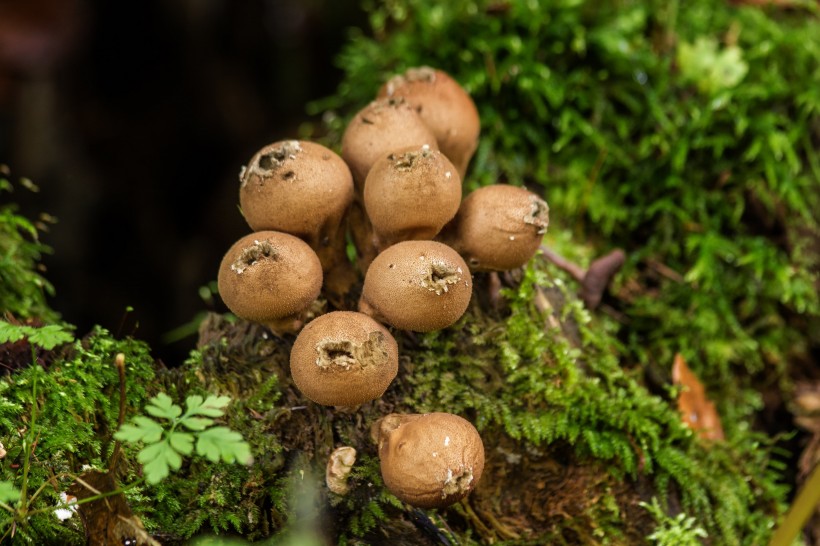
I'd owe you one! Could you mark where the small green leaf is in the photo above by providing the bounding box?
[179,416,214,431]
[114,416,164,444]
[146,392,183,420]
[186,394,231,418]
[169,431,194,456]
[0,321,27,344]
[133,416,165,443]
[24,324,74,350]
[138,440,184,484]
[0,481,21,504]
[196,426,252,464]
[142,453,171,484]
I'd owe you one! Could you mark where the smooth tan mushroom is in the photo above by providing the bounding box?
[217,231,322,333]
[238,140,356,305]
[359,240,472,332]
[379,67,480,178]
[364,144,461,252]
[372,412,485,509]
[438,184,549,272]
[290,311,398,406]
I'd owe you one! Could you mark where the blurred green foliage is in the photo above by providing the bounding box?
[318,0,820,429]
[0,174,58,322]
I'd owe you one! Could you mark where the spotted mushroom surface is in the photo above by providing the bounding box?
[341,97,439,188]
[439,184,550,272]
[374,412,485,509]
[290,311,398,406]
[364,144,462,248]
[360,240,472,332]
[238,140,353,246]
[216,231,322,327]
[379,67,480,178]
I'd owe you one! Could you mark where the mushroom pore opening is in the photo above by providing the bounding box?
[257,140,302,171]
[524,196,550,235]
[419,261,462,295]
[384,67,437,95]
[230,239,279,274]
[315,331,389,371]
[441,466,474,498]
[389,145,434,172]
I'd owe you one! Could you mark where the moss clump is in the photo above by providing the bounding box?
[0,327,156,544]
[105,257,784,544]
[316,0,820,425]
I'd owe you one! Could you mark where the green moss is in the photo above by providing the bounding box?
[317,0,820,422]
[0,327,156,543]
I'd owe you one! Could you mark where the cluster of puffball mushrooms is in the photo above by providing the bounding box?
[217,67,549,509]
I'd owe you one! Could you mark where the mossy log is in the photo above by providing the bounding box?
[141,260,782,544]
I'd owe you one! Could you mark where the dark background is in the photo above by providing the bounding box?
[0,0,365,363]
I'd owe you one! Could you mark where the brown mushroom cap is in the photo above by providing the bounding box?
[364,144,462,249]
[359,240,472,332]
[290,311,399,406]
[438,185,549,272]
[379,67,480,178]
[373,412,485,509]
[239,140,354,248]
[341,97,439,189]
[217,231,322,331]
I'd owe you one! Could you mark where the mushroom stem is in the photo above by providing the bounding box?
[539,245,626,310]
[263,313,309,335]
[318,228,359,309]
[347,199,379,274]
[487,271,503,311]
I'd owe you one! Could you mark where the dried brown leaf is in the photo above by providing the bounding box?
[672,353,725,441]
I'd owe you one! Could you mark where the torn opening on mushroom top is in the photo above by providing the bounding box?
[230,239,278,274]
[315,331,389,371]
[389,144,434,172]
[258,140,302,170]
[419,261,463,295]
[441,466,475,498]
[384,66,438,96]
[240,141,303,187]
[524,196,550,235]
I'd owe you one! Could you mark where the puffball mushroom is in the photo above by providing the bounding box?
[341,96,439,189]
[290,311,398,406]
[239,140,353,243]
[217,231,322,333]
[359,240,472,332]
[379,67,480,178]
[372,412,485,509]
[342,97,440,270]
[238,140,356,305]
[438,184,550,272]
[364,144,461,250]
